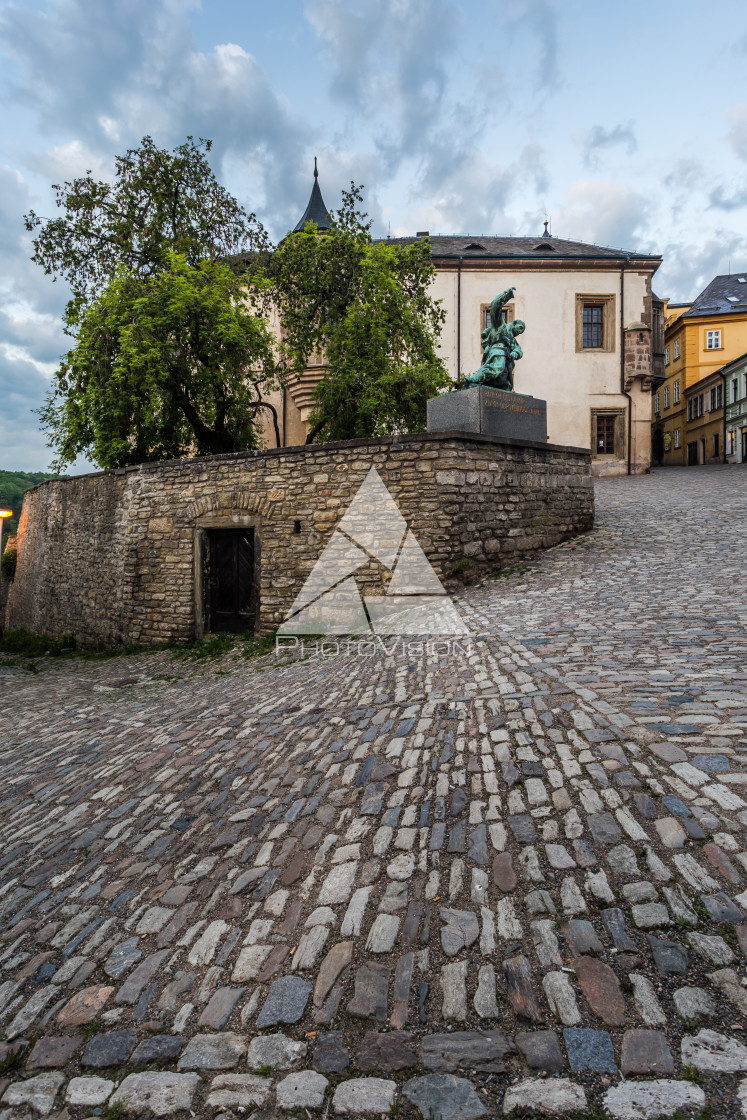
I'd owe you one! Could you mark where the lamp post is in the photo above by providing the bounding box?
[0,510,13,564]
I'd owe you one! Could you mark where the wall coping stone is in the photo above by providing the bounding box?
[23,429,591,495]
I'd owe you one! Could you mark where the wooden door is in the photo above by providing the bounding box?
[206,529,255,634]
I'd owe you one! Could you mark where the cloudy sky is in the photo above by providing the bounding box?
[2,0,747,471]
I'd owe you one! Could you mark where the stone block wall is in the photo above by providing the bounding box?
[7,432,593,648]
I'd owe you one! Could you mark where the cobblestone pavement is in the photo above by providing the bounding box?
[0,465,746,1119]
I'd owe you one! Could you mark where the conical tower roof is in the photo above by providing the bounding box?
[293,158,332,233]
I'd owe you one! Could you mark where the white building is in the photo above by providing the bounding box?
[265,172,664,476]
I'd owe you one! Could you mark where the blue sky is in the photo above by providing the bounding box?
[2,0,747,470]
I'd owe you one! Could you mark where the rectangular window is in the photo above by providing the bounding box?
[576,294,615,353]
[591,408,624,457]
[728,430,736,455]
[654,391,660,412]
[706,329,722,349]
[717,383,723,409]
[665,346,670,365]
[699,393,704,416]
[664,385,670,408]
[583,304,604,348]
[714,432,720,457]
[673,379,680,403]
[596,414,616,453]
[710,387,717,411]
[687,399,692,421]
[674,338,680,359]
[732,378,738,403]
[674,428,681,448]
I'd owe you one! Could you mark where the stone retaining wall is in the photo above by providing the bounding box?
[7,431,593,648]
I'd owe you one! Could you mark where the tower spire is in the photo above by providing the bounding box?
[293,158,331,233]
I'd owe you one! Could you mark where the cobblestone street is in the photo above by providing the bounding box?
[1,465,746,1119]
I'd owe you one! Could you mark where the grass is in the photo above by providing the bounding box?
[102,1101,126,1120]
[0,626,281,667]
[720,923,739,951]
[683,1063,704,1084]
[0,1043,27,1075]
[0,628,75,657]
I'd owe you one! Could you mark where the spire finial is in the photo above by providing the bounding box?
[314,156,318,179]
[542,217,551,238]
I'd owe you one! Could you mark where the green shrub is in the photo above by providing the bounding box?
[1,547,17,580]
[0,628,76,656]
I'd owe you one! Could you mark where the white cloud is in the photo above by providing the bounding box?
[553,179,650,250]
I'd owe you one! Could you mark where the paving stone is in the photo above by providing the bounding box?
[26,1035,80,1068]
[65,1076,114,1106]
[681,1028,747,1072]
[332,1076,396,1115]
[701,891,744,922]
[632,902,670,929]
[648,935,689,975]
[603,1080,706,1120]
[588,812,622,845]
[103,937,142,979]
[366,913,400,953]
[1,1072,65,1115]
[357,1030,417,1070]
[492,852,517,892]
[503,1077,587,1116]
[473,963,499,1018]
[205,1074,271,1109]
[257,975,312,1027]
[440,907,480,955]
[276,1069,329,1110]
[247,1032,307,1069]
[198,985,244,1028]
[177,1032,246,1069]
[422,1031,515,1073]
[314,940,353,1007]
[111,1072,202,1116]
[687,931,735,965]
[441,959,469,1021]
[573,956,626,1025]
[629,973,666,1026]
[82,1029,138,1068]
[516,1030,564,1072]
[347,963,390,1021]
[543,971,581,1026]
[57,984,114,1026]
[403,1073,487,1120]
[564,919,603,955]
[504,955,543,1023]
[564,1027,616,1073]
[602,907,637,951]
[620,1029,674,1075]
[673,986,716,1021]
[131,1034,186,1065]
[313,1030,351,1073]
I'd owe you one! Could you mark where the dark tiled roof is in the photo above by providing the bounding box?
[378,234,660,262]
[682,274,747,318]
[293,160,332,233]
[717,350,747,375]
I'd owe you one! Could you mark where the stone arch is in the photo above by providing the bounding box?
[185,490,267,523]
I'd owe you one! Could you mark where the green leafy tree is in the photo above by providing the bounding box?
[26,137,279,467]
[271,185,449,442]
[25,135,269,314]
[40,253,279,469]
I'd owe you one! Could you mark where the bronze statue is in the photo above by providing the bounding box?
[464,287,525,391]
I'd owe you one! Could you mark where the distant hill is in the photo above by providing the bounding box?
[0,471,60,543]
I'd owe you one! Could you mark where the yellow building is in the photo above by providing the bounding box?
[653,275,747,464]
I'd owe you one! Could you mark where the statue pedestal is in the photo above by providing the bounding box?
[427,386,548,443]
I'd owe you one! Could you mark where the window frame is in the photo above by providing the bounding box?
[590,407,625,459]
[664,385,670,409]
[481,302,514,332]
[673,379,680,403]
[706,329,722,350]
[674,338,680,360]
[664,346,670,366]
[576,294,616,353]
[674,428,681,449]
